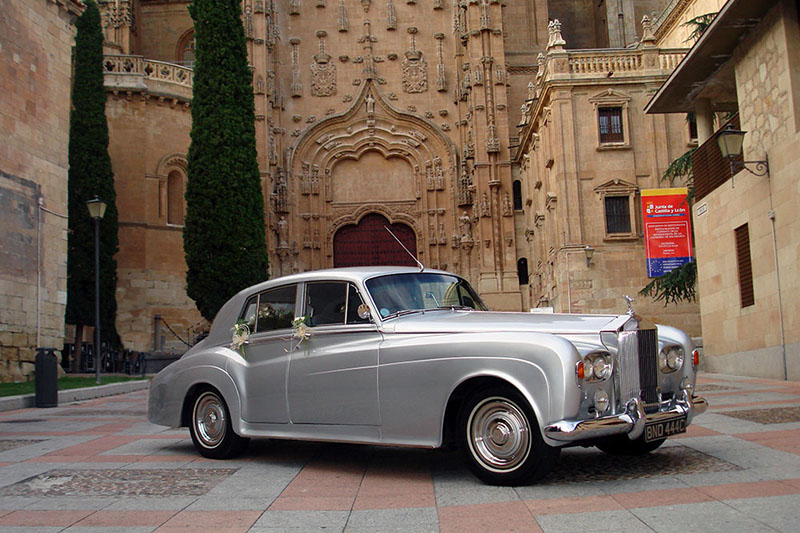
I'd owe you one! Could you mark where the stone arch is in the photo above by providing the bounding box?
[156,152,188,176]
[328,204,419,244]
[290,80,457,198]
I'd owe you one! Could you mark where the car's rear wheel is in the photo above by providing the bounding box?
[189,388,249,459]
[596,434,666,456]
[459,386,559,486]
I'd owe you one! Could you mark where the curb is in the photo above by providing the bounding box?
[0,379,151,412]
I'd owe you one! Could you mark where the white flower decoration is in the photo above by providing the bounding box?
[231,321,250,357]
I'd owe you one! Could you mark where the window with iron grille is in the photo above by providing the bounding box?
[605,196,631,234]
[734,223,755,307]
[598,107,624,143]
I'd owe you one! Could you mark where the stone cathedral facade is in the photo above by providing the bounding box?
[91,0,700,353]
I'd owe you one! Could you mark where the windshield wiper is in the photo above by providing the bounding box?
[382,309,425,320]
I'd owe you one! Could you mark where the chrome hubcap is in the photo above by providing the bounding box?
[469,397,531,472]
[194,392,226,449]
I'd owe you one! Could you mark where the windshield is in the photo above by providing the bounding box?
[365,272,488,318]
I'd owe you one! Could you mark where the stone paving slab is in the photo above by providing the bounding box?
[1,372,800,531]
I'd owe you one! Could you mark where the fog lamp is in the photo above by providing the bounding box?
[594,389,610,413]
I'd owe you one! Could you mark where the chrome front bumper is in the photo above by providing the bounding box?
[544,393,708,443]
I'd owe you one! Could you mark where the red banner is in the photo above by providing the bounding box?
[641,188,693,278]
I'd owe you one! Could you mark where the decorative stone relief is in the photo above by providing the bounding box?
[290,38,302,97]
[502,192,512,216]
[402,27,427,93]
[433,156,445,190]
[480,192,490,217]
[254,1,264,14]
[254,74,265,94]
[386,0,397,30]
[301,163,311,195]
[459,211,475,244]
[316,0,326,7]
[361,0,371,12]
[289,0,300,15]
[338,0,349,32]
[434,33,447,92]
[311,31,336,97]
[244,3,254,39]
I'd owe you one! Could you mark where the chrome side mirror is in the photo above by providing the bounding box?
[357,303,371,321]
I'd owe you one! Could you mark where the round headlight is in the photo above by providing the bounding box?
[582,353,612,382]
[593,358,612,381]
[594,388,610,413]
[667,347,684,370]
[659,350,668,372]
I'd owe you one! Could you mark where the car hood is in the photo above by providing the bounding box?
[382,310,623,335]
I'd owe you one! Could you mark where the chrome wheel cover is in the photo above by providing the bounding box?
[468,396,531,472]
[193,392,226,449]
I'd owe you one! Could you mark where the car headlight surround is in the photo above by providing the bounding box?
[582,352,613,382]
[659,346,684,373]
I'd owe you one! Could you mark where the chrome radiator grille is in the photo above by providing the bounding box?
[618,327,659,407]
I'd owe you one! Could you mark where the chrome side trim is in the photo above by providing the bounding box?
[544,392,708,443]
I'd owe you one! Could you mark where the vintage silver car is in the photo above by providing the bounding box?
[148,267,707,485]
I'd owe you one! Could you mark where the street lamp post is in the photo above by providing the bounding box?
[86,196,107,385]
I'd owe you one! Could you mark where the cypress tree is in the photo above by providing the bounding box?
[184,0,269,320]
[66,0,121,352]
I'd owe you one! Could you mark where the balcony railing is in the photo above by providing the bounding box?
[103,54,193,100]
[563,49,687,77]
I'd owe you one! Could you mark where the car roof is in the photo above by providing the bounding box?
[243,266,452,293]
[204,266,454,346]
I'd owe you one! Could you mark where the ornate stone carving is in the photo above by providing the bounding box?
[254,74,265,94]
[402,28,427,93]
[502,191,512,216]
[459,211,475,244]
[311,31,336,97]
[435,33,447,92]
[480,192,490,217]
[276,216,289,248]
[290,38,302,97]
[386,0,397,30]
[254,1,264,14]
[289,0,300,14]
[338,0,349,32]
[244,3,254,39]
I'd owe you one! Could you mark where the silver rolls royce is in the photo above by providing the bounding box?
[147,267,707,486]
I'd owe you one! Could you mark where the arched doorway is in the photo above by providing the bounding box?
[333,213,417,267]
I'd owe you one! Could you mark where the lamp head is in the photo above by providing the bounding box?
[86,196,107,220]
[716,124,746,160]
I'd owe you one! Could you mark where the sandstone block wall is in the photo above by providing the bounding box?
[0,0,81,382]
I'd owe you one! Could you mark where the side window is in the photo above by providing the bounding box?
[346,284,370,324]
[306,282,347,326]
[256,285,296,332]
[605,195,632,234]
[242,296,258,330]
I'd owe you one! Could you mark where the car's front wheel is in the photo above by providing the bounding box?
[189,388,249,459]
[459,386,559,486]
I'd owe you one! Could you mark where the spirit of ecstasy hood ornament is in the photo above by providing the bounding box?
[623,295,635,316]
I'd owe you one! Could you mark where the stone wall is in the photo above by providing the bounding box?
[0,0,82,381]
[695,0,800,378]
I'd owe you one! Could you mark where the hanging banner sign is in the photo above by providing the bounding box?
[641,188,693,278]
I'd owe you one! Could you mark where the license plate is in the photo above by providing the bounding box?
[644,416,687,442]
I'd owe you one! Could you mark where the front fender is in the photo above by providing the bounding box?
[377,331,582,446]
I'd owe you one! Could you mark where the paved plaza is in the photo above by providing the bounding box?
[1,373,800,532]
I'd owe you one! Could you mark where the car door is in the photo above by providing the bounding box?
[239,284,297,424]
[287,281,381,425]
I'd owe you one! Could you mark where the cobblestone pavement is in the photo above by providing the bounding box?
[1,372,800,532]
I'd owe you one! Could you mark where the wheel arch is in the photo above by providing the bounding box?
[177,366,241,430]
[441,372,549,449]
